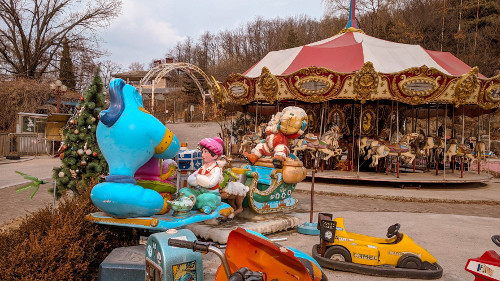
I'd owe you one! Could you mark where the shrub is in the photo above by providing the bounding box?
[0,182,138,280]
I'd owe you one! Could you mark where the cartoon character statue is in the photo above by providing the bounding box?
[91,79,180,218]
[242,106,307,168]
[176,137,224,214]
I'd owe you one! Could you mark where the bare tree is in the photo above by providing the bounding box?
[0,0,122,78]
[99,59,122,89]
[128,61,144,71]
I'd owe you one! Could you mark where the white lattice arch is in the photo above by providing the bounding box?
[140,62,219,119]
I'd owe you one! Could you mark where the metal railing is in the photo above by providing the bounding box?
[0,133,60,156]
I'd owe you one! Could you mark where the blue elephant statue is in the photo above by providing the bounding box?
[91,78,180,218]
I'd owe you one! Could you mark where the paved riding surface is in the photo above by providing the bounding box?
[1,122,500,280]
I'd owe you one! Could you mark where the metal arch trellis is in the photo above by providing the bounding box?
[139,62,217,119]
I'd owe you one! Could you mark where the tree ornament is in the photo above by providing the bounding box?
[77,149,84,156]
[92,151,98,157]
[81,160,87,166]
[80,96,84,101]
[76,106,80,110]
[62,145,67,151]
[85,149,92,155]
[70,169,77,178]
[58,171,65,178]
[88,125,91,129]
[74,129,79,134]
[91,117,96,122]
[60,152,64,160]
[75,169,79,173]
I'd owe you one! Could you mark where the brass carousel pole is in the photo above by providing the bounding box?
[376,100,379,135]
[357,101,363,178]
[389,101,394,141]
[444,104,447,179]
[462,107,465,144]
[396,101,399,142]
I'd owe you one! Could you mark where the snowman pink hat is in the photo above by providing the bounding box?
[199,137,224,156]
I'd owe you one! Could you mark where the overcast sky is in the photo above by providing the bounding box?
[100,0,325,70]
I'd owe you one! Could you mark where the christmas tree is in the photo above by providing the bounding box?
[52,70,107,198]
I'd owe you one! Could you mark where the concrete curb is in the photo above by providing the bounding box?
[294,188,500,205]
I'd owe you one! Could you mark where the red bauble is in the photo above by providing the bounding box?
[81,160,87,166]
[60,152,64,160]
[62,145,67,151]
[92,152,98,157]
[79,96,84,101]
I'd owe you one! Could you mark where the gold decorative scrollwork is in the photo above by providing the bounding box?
[258,67,278,103]
[486,85,500,103]
[454,67,479,107]
[353,62,379,103]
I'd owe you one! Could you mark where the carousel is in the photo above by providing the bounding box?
[218,4,500,185]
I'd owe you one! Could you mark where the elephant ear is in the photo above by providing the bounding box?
[100,78,126,127]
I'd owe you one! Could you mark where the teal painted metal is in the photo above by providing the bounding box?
[146,229,203,281]
[297,222,320,235]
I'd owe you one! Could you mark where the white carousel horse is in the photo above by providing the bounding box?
[367,134,416,168]
[317,126,343,161]
[443,140,475,164]
[291,133,316,157]
[421,136,444,160]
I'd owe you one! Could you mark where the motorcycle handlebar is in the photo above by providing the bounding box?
[167,239,212,253]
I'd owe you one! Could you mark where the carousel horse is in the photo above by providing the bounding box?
[421,136,444,160]
[318,125,343,161]
[367,134,416,168]
[443,139,475,164]
[239,133,262,154]
[474,141,487,161]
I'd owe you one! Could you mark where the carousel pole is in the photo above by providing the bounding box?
[444,104,447,179]
[351,101,356,171]
[389,101,394,141]
[462,107,465,144]
[435,104,439,175]
[396,101,399,142]
[477,111,481,174]
[357,102,363,178]
[452,106,455,139]
[427,107,430,136]
[298,103,325,235]
[255,101,259,134]
[376,100,379,135]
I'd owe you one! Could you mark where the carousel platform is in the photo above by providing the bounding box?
[306,169,492,185]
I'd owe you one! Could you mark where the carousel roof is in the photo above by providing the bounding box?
[244,31,485,79]
[220,1,500,109]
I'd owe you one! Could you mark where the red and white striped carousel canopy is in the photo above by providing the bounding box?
[243,30,485,79]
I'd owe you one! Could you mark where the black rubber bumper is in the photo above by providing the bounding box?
[312,245,443,280]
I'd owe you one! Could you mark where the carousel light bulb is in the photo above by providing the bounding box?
[55,80,62,87]
[61,85,67,92]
